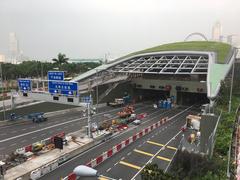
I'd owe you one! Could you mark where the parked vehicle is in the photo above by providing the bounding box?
[133,119,141,125]
[186,114,201,131]
[108,98,124,107]
[28,112,48,123]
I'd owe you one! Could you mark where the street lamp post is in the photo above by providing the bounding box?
[209,81,212,114]
[228,49,238,113]
[0,63,6,120]
[96,69,99,114]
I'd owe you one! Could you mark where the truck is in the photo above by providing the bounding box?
[108,98,124,107]
[186,114,201,131]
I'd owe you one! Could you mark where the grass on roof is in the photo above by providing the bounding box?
[122,41,231,63]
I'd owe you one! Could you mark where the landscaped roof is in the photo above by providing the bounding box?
[121,41,231,63]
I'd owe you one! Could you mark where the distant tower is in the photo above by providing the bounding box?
[0,54,5,63]
[212,22,222,41]
[8,32,19,64]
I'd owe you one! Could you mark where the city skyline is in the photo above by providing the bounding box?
[0,0,239,60]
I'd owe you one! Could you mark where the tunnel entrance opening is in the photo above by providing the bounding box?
[133,88,170,103]
[177,92,209,106]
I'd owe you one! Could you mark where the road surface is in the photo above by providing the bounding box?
[40,106,194,180]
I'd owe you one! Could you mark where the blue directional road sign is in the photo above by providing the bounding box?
[48,71,65,81]
[18,79,31,92]
[48,81,78,96]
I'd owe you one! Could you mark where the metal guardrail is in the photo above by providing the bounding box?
[206,111,222,158]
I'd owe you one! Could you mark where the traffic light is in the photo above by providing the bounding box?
[54,136,63,150]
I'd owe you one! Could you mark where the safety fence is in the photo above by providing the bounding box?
[62,117,169,180]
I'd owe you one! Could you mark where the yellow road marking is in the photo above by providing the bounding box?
[157,156,171,162]
[134,149,154,157]
[98,177,109,180]
[147,140,164,147]
[147,141,177,151]
[119,161,141,170]
[134,148,171,162]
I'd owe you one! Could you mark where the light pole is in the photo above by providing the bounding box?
[0,63,6,120]
[228,49,238,113]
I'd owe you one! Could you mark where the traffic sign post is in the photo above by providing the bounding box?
[18,79,32,92]
[48,71,65,81]
[48,81,78,96]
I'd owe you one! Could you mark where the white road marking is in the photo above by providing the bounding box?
[32,137,37,139]
[0,106,138,143]
[22,128,26,131]
[10,143,16,146]
[114,162,118,166]
[41,133,46,136]
[106,168,111,172]
[127,152,132,156]
[21,139,27,143]
[121,157,125,160]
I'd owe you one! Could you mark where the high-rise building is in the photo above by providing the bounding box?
[0,54,5,63]
[8,32,19,64]
[212,22,222,41]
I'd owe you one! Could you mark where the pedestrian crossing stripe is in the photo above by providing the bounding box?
[119,160,141,170]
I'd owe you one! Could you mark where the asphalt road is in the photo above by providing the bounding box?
[0,103,154,157]
[78,107,199,180]
[40,106,194,180]
[0,102,76,121]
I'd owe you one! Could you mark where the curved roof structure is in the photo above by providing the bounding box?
[72,41,235,100]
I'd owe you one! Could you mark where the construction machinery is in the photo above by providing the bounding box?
[186,114,201,131]
[117,105,134,118]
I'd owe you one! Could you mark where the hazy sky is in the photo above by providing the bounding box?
[0,0,239,60]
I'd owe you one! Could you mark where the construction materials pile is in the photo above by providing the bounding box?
[117,105,134,118]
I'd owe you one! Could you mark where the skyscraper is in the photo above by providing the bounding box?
[0,54,5,63]
[8,32,19,64]
[212,22,222,42]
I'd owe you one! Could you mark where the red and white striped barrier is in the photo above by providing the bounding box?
[63,117,170,179]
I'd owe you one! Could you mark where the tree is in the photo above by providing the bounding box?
[141,163,176,180]
[52,53,69,69]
